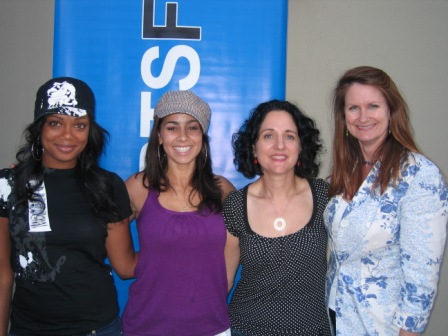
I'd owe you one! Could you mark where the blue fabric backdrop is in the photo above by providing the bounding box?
[53,0,287,313]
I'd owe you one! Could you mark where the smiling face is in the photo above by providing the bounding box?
[253,110,300,176]
[41,114,90,169]
[344,83,390,156]
[158,113,203,168]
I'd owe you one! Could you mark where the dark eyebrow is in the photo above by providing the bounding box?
[260,128,298,135]
[162,119,200,126]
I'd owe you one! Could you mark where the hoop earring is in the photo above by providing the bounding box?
[202,147,208,169]
[157,145,164,169]
[31,138,44,161]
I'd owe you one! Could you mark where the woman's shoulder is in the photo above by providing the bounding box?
[398,153,448,196]
[0,168,15,191]
[125,171,144,182]
[223,183,248,205]
[0,168,14,180]
[306,178,330,208]
[308,177,329,192]
[97,167,123,181]
[215,175,236,199]
[124,171,145,190]
[408,152,436,165]
[0,168,14,197]
[404,152,444,177]
[125,172,148,197]
[96,169,133,194]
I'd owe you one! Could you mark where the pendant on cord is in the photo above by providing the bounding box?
[273,217,286,231]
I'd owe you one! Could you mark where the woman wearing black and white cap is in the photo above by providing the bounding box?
[121,90,235,336]
[0,77,137,335]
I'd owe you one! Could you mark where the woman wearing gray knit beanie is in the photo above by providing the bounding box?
[122,90,235,336]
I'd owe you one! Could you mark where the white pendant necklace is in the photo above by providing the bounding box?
[273,217,287,231]
[268,189,295,232]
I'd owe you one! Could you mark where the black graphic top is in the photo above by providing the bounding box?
[0,167,131,335]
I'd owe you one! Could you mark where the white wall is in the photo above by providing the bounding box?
[1,0,447,334]
[286,1,448,335]
[0,0,54,168]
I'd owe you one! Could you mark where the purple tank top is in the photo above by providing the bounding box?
[122,190,230,336]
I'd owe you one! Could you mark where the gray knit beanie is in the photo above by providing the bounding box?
[154,90,211,133]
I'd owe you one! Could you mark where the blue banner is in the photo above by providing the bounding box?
[54,0,287,313]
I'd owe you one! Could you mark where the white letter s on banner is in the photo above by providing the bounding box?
[141,45,200,90]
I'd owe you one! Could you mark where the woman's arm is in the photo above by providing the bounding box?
[224,231,240,292]
[0,217,13,336]
[218,179,241,293]
[125,173,148,221]
[392,159,447,333]
[219,177,239,291]
[105,173,145,279]
[105,217,138,279]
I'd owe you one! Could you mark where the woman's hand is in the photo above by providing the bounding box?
[398,329,420,336]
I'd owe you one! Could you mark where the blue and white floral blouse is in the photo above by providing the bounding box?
[325,152,447,335]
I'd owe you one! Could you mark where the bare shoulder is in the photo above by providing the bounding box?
[215,175,236,199]
[125,172,148,213]
[125,172,145,190]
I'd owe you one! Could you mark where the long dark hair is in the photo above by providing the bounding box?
[232,99,323,179]
[329,66,420,199]
[142,116,223,213]
[13,114,121,223]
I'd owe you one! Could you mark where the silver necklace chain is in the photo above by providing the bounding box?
[268,189,295,232]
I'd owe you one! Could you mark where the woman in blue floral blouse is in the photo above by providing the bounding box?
[325,66,447,336]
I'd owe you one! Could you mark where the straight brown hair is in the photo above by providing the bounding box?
[328,66,420,199]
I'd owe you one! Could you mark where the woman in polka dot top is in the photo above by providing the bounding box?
[224,100,331,335]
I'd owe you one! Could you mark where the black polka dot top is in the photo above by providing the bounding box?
[223,178,331,336]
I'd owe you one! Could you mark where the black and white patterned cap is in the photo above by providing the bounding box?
[34,77,95,122]
[154,90,211,133]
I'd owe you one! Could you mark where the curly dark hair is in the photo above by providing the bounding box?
[13,114,121,223]
[142,116,223,213]
[232,99,323,179]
